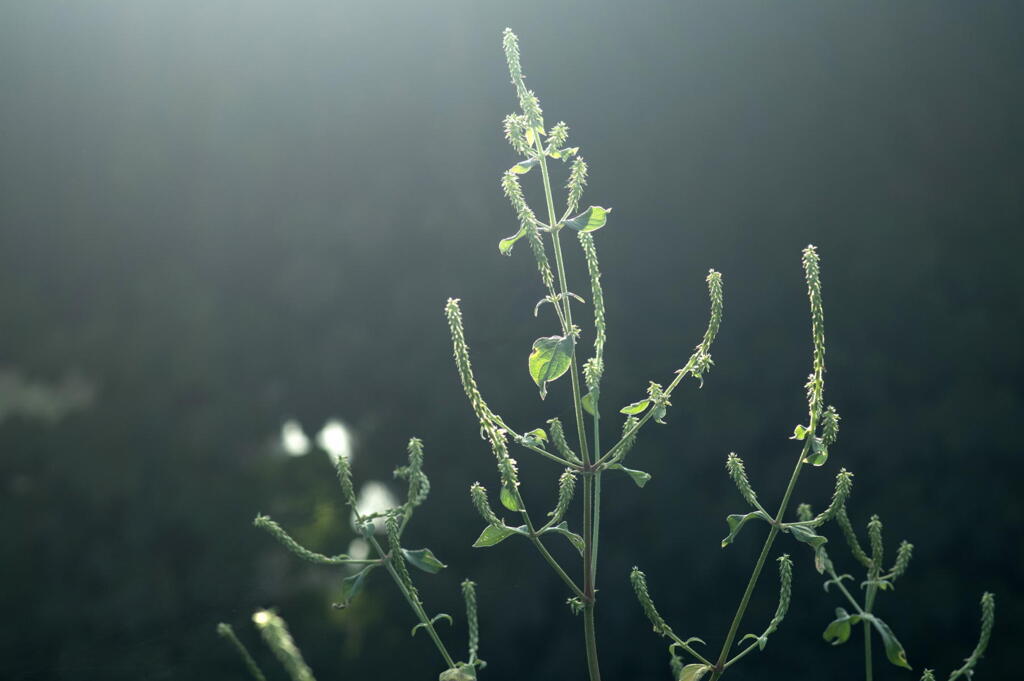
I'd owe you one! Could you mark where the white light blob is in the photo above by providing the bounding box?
[347,538,370,561]
[280,419,311,456]
[316,419,353,464]
[353,481,398,534]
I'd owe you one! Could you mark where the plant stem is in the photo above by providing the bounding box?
[367,534,456,670]
[533,133,601,681]
[863,568,880,681]
[708,439,811,681]
[515,495,586,600]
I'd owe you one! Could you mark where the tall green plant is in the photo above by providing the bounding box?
[218,28,996,681]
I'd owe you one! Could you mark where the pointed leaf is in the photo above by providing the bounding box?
[525,428,548,442]
[823,607,861,646]
[791,424,808,441]
[619,399,650,415]
[609,463,651,488]
[867,615,912,670]
[678,664,712,681]
[564,206,611,233]
[549,146,579,160]
[472,524,518,548]
[499,485,524,511]
[582,391,596,416]
[786,523,828,549]
[722,510,771,547]
[510,157,540,174]
[528,335,575,399]
[498,225,528,255]
[803,436,829,466]
[336,564,376,608]
[544,521,584,555]
[401,548,447,574]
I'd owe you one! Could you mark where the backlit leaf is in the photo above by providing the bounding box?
[608,463,651,488]
[401,548,447,574]
[823,607,861,646]
[472,524,518,548]
[722,510,771,547]
[529,335,575,399]
[510,157,539,174]
[336,564,376,608]
[499,485,524,511]
[498,224,528,255]
[564,206,611,233]
[619,400,650,415]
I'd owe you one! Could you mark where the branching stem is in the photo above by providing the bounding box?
[366,534,456,670]
[708,436,813,681]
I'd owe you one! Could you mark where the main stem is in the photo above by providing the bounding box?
[535,139,601,681]
[708,441,810,681]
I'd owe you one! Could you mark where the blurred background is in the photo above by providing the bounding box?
[1,2,1021,680]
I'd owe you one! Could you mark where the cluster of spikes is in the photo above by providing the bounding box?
[625,244,854,681]
[797,497,996,680]
[220,439,485,681]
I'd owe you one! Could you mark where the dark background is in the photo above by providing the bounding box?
[1,2,1021,680]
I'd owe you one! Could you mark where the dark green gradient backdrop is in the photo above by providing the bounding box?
[1,2,1021,680]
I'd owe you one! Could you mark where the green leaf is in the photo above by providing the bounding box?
[336,565,376,608]
[528,335,575,399]
[499,485,524,511]
[619,399,650,415]
[581,391,596,416]
[525,427,548,443]
[472,524,518,548]
[678,664,712,681]
[608,463,651,488]
[548,146,579,160]
[564,206,611,233]
[785,523,830,573]
[544,521,585,555]
[791,424,808,441]
[866,615,912,670]
[786,523,828,549]
[651,404,668,424]
[823,607,861,646]
[803,437,829,466]
[510,157,540,174]
[722,510,771,547]
[498,224,528,255]
[401,548,447,574]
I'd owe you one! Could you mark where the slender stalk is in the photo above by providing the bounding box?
[863,570,880,681]
[533,130,601,681]
[864,623,873,681]
[708,438,811,681]
[367,535,457,670]
[513,488,586,600]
